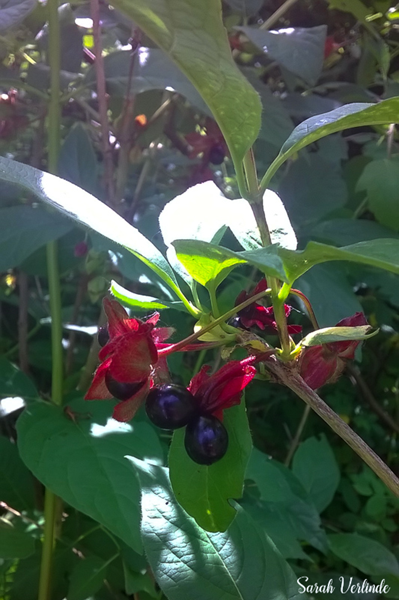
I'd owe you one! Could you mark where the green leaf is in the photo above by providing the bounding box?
[296,264,363,328]
[238,25,327,86]
[262,97,399,187]
[0,157,186,300]
[311,218,399,246]
[85,48,210,115]
[0,356,38,401]
[225,0,263,16]
[110,280,186,312]
[0,436,35,511]
[173,240,247,290]
[131,459,303,600]
[0,205,72,271]
[173,239,288,288]
[67,556,107,600]
[59,123,99,195]
[279,155,348,228]
[0,521,36,559]
[357,158,399,231]
[328,533,399,578]
[300,325,376,347]
[0,0,37,31]
[10,547,77,600]
[17,397,164,554]
[245,449,328,552]
[292,435,340,513]
[169,401,252,532]
[279,239,399,284]
[108,0,262,170]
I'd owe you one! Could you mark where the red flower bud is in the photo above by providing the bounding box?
[299,312,368,389]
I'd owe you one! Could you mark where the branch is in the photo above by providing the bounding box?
[264,356,399,497]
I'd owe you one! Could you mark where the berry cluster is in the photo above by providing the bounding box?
[146,384,228,465]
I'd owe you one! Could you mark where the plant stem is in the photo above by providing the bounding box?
[265,357,399,497]
[242,150,291,357]
[91,0,115,206]
[159,287,271,355]
[284,404,311,466]
[260,0,299,30]
[39,0,63,597]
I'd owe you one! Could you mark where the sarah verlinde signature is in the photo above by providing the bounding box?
[297,576,391,595]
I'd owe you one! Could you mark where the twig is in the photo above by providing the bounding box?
[260,0,299,30]
[284,404,311,466]
[91,0,115,206]
[346,363,399,435]
[18,272,30,375]
[265,357,399,497]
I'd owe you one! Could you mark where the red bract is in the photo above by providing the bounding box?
[188,360,256,420]
[85,298,172,422]
[299,312,368,390]
[235,279,302,334]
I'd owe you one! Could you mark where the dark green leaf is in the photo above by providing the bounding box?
[357,158,399,231]
[0,0,37,31]
[224,0,263,16]
[0,357,38,401]
[238,25,327,85]
[108,0,262,170]
[246,449,328,552]
[311,218,399,246]
[169,402,252,532]
[0,205,71,271]
[262,98,399,187]
[292,435,340,512]
[279,239,399,284]
[0,436,35,511]
[17,397,164,553]
[328,533,399,577]
[279,155,348,229]
[296,264,363,328]
[85,49,210,114]
[0,157,189,304]
[10,547,77,600]
[0,522,35,559]
[59,123,99,195]
[131,460,303,600]
[67,556,107,600]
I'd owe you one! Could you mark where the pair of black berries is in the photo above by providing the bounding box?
[98,326,228,465]
[146,385,228,465]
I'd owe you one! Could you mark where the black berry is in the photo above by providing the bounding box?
[145,384,197,430]
[184,415,228,465]
[228,316,242,328]
[105,372,144,401]
[98,325,109,347]
[208,144,225,165]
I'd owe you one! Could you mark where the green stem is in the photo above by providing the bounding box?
[209,286,220,318]
[39,0,63,597]
[159,287,271,355]
[242,150,291,357]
